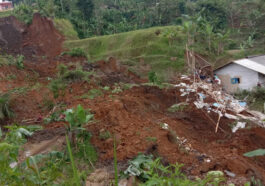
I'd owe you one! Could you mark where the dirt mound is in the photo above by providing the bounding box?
[0,13,64,58]
[22,13,64,58]
[83,85,265,183]
[0,16,25,54]
[85,57,146,85]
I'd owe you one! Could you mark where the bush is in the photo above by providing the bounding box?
[234,87,265,112]
[48,79,66,99]
[148,71,160,84]
[12,3,34,24]
[65,48,87,58]
[6,55,24,69]
[0,94,13,120]
[58,64,92,83]
[49,64,92,98]
[124,154,225,185]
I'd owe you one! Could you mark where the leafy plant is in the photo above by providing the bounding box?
[112,85,123,94]
[124,154,225,185]
[58,63,92,82]
[64,105,94,145]
[61,68,91,82]
[0,93,13,120]
[168,103,189,112]
[0,124,43,185]
[64,105,93,132]
[43,110,65,124]
[146,137,157,142]
[48,79,66,98]
[6,55,24,69]
[16,55,24,69]
[244,149,265,157]
[12,2,34,24]
[148,71,159,84]
[88,89,103,99]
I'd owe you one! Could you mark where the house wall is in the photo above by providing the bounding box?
[0,3,13,11]
[258,73,265,87]
[215,63,259,93]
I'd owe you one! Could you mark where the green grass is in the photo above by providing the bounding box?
[64,26,186,81]
[0,10,12,18]
[54,18,79,40]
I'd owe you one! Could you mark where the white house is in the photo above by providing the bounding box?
[0,0,13,11]
[214,55,265,93]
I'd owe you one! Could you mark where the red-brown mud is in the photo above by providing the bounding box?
[0,13,63,58]
[0,15,264,185]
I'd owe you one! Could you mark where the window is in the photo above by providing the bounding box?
[231,77,240,84]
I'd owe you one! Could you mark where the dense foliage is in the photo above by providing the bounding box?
[12,0,265,42]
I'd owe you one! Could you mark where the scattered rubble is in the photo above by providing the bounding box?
[175,75,265,133]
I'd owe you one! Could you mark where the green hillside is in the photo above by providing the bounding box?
[64,26,186,80]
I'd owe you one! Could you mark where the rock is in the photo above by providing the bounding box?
[86,169,110,186]
[224,170,236,177]
[118,179,128,186]
[118,176,137,186]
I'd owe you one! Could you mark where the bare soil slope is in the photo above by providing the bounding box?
[0,15,264,185]
[0,13,63,58]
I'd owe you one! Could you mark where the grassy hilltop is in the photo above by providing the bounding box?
[64,26,187,80]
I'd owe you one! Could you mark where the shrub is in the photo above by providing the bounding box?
[61,69,89,82]
[65,48,87,58]
[58,64,92,83]
[6,55,24,69]
[49,64,92,98]
[168,103,189,112]
[124,154,225,185]
[12,3,34,24]
[148,71,160,84]
[234,87,265,112]
[88,89,103,99]
[15,55,24,69]
[0,94,13,120]
[48,79,66,99]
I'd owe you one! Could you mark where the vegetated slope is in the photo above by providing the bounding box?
[0,10,12,18]
[53,18,79,40]
[64,26,186,81]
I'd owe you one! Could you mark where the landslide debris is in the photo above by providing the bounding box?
[0,13,63,58]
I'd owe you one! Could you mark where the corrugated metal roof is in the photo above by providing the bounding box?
[247,55,265,65]
[215,55,265,74]
[234,56,265,75]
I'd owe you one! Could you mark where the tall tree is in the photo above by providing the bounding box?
[77,0,94,20]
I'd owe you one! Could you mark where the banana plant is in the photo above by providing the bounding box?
[64,104,94,145]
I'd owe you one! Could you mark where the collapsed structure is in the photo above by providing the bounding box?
[175,75,265,133]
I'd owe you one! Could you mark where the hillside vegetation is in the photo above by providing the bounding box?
[64,26,186,80]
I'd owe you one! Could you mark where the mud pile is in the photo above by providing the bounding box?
[22,13,64,57]
[0,13,63,58]
[0,16,25,54]
[92,57,145,85]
